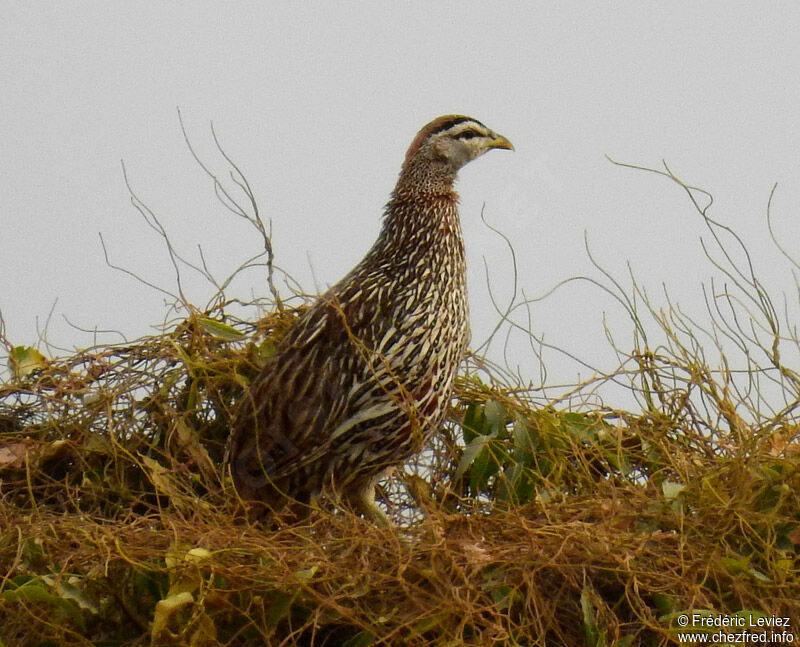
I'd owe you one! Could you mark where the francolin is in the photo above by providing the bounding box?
[228,115,513,523]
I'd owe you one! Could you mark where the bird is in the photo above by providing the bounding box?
[227,115,513,523]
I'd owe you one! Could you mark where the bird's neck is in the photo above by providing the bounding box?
[395,158,457,198]
[375,186,464,267]
[357,161,466,282]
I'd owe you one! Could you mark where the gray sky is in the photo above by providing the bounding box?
[2,3,800,399]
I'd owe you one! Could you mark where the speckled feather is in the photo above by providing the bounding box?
[227,115,512,520]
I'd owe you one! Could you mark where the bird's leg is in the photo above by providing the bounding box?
[355,480,390,526]
[347,468,396,526]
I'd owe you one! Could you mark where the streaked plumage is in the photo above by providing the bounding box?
[228,115,513,522]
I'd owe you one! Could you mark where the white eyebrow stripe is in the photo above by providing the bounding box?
[446,121,491,137]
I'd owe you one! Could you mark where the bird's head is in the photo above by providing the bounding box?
[403,115,514,176]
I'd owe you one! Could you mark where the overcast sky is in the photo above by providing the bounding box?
[2,3,799,401]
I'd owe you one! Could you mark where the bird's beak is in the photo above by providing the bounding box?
[489,132,514,151]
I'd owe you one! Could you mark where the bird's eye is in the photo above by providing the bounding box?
[456,130,480,140]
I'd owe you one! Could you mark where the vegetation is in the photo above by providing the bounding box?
[1,137,798,645]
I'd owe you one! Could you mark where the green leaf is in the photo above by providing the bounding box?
[294,566,318,582]
[661,481,685,501]
[468,439,493,492]
[151,591,194,640]
[410,611,450,635]
[499,464,537,504]
[600,441,633,476]
[532,410,565,449]
[563,412,596,441]
[258,339,277,360]
[42,576,99,615]
[720,555,749,575]
[580,586,603,647]
[455,434,493,482]
[462,403,486,443]
[131,568,167,601]
[8,345,47,378]
[186,378,199,410]
[484,400,506,434]
[511,418,536,464]
[2,578,85,629]
[197,316,245,340]
[487,580,515,610]
[264,590,298,628]
[652,593,676,616]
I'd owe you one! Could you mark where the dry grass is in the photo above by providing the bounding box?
[1,298,797,646]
